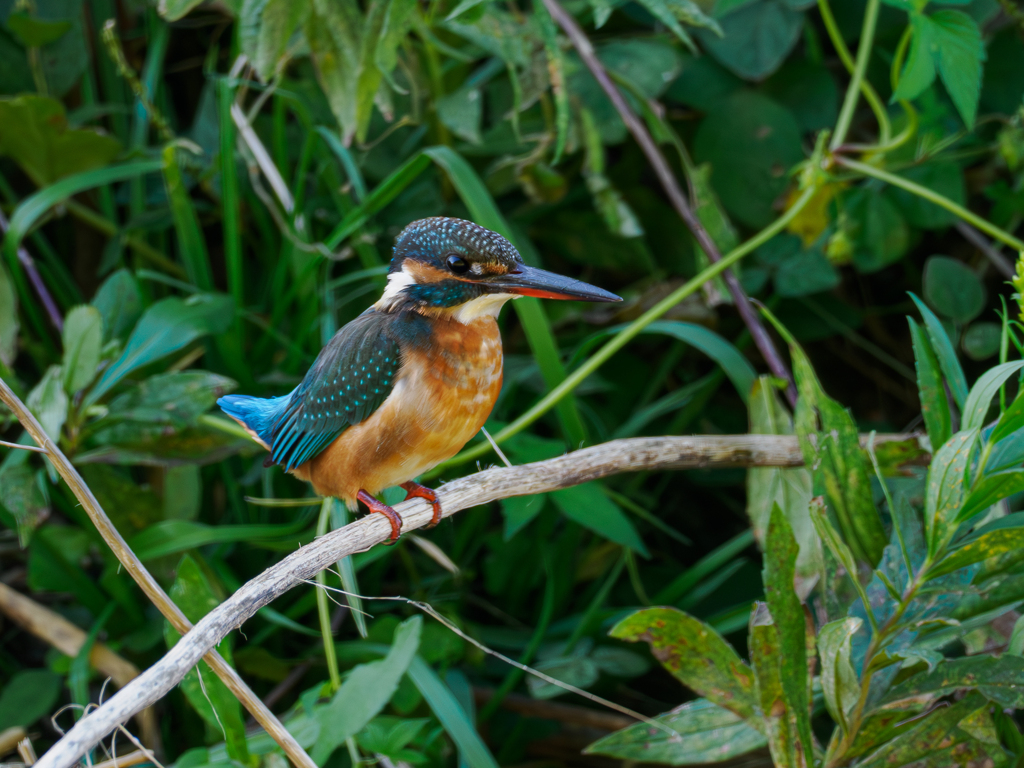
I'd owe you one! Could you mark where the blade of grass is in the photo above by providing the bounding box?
[653,529,755,605]
[163,145,214,290]
[219,77,244,316]
[316,498,342,691]
[328,499,368,639]
[4,160,164,268]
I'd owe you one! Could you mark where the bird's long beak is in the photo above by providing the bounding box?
[487,265,622,302]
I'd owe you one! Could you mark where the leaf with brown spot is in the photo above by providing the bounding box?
[610,606,760,725]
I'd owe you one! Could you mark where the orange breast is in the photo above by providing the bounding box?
[291,313,503,505]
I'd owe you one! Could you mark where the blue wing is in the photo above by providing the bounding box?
[266,311,402,472]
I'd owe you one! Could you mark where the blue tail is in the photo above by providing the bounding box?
[217,393,293,448]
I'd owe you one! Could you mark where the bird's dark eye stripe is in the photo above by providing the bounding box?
[446,254,469,274]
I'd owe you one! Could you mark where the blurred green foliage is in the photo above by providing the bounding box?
[0,0,1024,765]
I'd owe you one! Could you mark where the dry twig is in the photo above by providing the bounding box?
[31,430,920,768]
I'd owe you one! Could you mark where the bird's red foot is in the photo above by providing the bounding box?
[401,481,442,528]
[357,489,403,545]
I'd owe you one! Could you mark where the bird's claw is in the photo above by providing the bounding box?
[400,481,442,528]
[357,489,403,544]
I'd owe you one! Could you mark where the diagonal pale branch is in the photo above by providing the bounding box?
[541,0,797,405]
[0,376,316,768]
[30,430,922,768]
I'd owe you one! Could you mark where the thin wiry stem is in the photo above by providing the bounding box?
[0,209,63,332]
[541,0,797,406]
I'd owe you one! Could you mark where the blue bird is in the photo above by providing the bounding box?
[219,217,620,542]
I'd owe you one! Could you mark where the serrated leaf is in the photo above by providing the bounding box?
[893,12,937,102]
[240,0,310,81]
[931,10,986,128]
[610,607,761,725]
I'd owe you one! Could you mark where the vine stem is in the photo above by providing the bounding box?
[438,184,818,470]
[835,156,1024,251]
[829,0,884,149]
[0,377,318,768]
[541,0,797,406]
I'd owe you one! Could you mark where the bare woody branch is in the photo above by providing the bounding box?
[32,430,922,768]
[541,0,797,405]
[0,376,316,768]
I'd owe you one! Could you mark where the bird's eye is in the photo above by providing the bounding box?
[446,255,469,274]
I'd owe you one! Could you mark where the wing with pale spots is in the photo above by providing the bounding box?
[268,311,401,472]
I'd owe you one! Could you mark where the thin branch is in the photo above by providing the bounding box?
[955,220,1015,279]
[0,439,48,453]
[0,208,63,332]
[541,0,797,405]
[33,431,922,768]
[0,581,160,752]
[0,376,316,768]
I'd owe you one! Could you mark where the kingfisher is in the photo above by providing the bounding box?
[218,217,620,542]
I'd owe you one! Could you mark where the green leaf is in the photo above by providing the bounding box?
[893,13,937,103]
[610,607,760,724]
[436,83,483,144]
[527,654,600,699]
[128,518,310,560]
[925,429,978,555]
[374,0,416,93]
[0,95,122,186]
[355,716,429,759]
[27,364,67,443]
[959,470,1024,523]
[909,317,952,452]
[551,483,648,556]
[86,294,234,406]
[0,459,47,545]
[5,12,70,46]
[924,256,985,324]
[911,293,969,410]
[748,602,801,768]
[165,555,249,763]
[163,145,213,291]
[91,269,142,343]
[931,511,1024,577]
[585,698,768,763]
[4,159,163,270]
[313,617,422,763]
[817,617,862,733]
[104,371,236,427]
[762,504,814,762]
[634,0,722,51]
[962,361,1024,432]
[963,322,1002,361]
[696,0,803,81]
[0,261,16,366]
[501,493,547,540]
[240,0,310,81]
[884,655,1024,708]
[747,378,817,598]
[0,669,63,731]
[693,91,803,228]
[859,692,1010,768]
[930,10,986,128]
[61,305,102,394]
[406,655,499,768]
[846,187,910,273]
[787,332,887,565]
[158,0,205,21]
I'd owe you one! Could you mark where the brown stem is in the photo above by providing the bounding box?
[0,376,316,768]
[541,0,797,406]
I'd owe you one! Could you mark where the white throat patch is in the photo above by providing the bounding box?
[453,293,518,324]
[375,265,416,310]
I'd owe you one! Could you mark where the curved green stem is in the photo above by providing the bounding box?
[434,184,819,471]
[836,157,1024,251]
[821,0,890,148]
